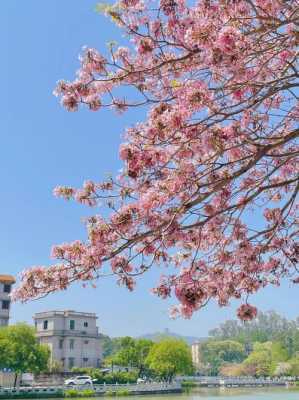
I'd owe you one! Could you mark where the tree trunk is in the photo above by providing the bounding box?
[13,373,18,389]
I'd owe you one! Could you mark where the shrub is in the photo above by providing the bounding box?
[80,389,95,397]
[116,389,130,396]
[105,390,115,397]
[65,389,79,398]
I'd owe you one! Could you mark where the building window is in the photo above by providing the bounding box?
[59,339,64,349]
[3,284,11,293]
[43,320,48,330]
[68,358,75,369]
[61,358,65,367]
[2,300,10,310]
[70,339,75,350]
[83,322,88,328]
[84,340,89,345]
[83,358,89,364]
[70,320,75,330]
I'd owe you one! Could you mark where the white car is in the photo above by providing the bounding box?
[64,376,94,386]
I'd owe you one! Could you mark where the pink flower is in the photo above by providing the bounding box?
[237,304,257,321]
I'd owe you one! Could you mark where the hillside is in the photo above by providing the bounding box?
[137,329,208,345]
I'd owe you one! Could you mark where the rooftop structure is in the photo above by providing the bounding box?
[0,275,15,327]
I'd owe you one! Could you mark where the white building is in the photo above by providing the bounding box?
[34,310,102,372]
[0,275,15,327]
[191,341,202,369]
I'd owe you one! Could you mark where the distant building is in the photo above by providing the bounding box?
[0,275,15,327]
[34,310,102,372]
[191,341,202,370]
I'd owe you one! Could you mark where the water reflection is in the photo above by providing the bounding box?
[127,387,299,400]
[16,388,299,400]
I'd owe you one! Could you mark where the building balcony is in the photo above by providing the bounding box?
[36,329,100,338]
[0,309,10,318]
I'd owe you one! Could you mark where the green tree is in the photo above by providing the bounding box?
[243,349,272,377]
[242,342,288,377]
[210,311,298,349]
[110,337,153,376]
[100,334,122,359]
[0,324,50,387]
[289,357,299,376]
[201,340,246,375]
[145,339,193,382]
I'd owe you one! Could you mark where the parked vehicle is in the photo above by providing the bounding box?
[64,376,95,386]
[137,378,146,384]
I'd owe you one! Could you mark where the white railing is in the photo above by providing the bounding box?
[0,382,182,396]
[178,376,298,386]
[94,382,181,392]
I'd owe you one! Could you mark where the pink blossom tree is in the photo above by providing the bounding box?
[13,0,299,320]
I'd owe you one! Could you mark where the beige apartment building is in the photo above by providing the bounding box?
[191,341,203,370]
[34,310,102,372]
[0,275,15,327]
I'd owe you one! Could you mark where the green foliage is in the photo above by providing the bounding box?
[115,389,130,396]
[99,335,122,359]
[242,341,288,377]
[206,311,299,376]
[242,347,272,377]
[64,388,95,398]
[145,338,193,381]
[108,337,153,376]
[201,340,246,375]
[64,389,80,398]
[80,389,95,397]
[94,2,122,24]
[209,311,299,358]
[289,357,299,376]
[0,323,50,380]
[103,389,130,397]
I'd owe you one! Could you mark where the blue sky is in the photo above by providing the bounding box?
[1,0,297,338]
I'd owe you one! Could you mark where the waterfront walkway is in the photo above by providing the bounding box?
[0,382,182,398]
[179,376,297,387]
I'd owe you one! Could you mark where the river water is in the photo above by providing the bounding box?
[24,388,299,400]
[127,388,299,400]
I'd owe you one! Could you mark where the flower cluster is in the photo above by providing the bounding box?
[12,0,299,321]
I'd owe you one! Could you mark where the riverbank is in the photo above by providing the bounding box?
[2,386,299,400]
[0,383,182,399]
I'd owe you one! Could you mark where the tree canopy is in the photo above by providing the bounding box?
[0,324,50,385]
[201,340,246,375]
[109,337,154,375]
[13,0,299,320]
[145,338,193,380]
[209,311,299,358]
[242,341,288,377]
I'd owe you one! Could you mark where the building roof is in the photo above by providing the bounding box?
[0,275,16,284]
[34,310,98,319]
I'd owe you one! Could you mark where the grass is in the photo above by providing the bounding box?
[64,388,96,398]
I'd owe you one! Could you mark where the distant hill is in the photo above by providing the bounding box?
[137,329,208,345]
